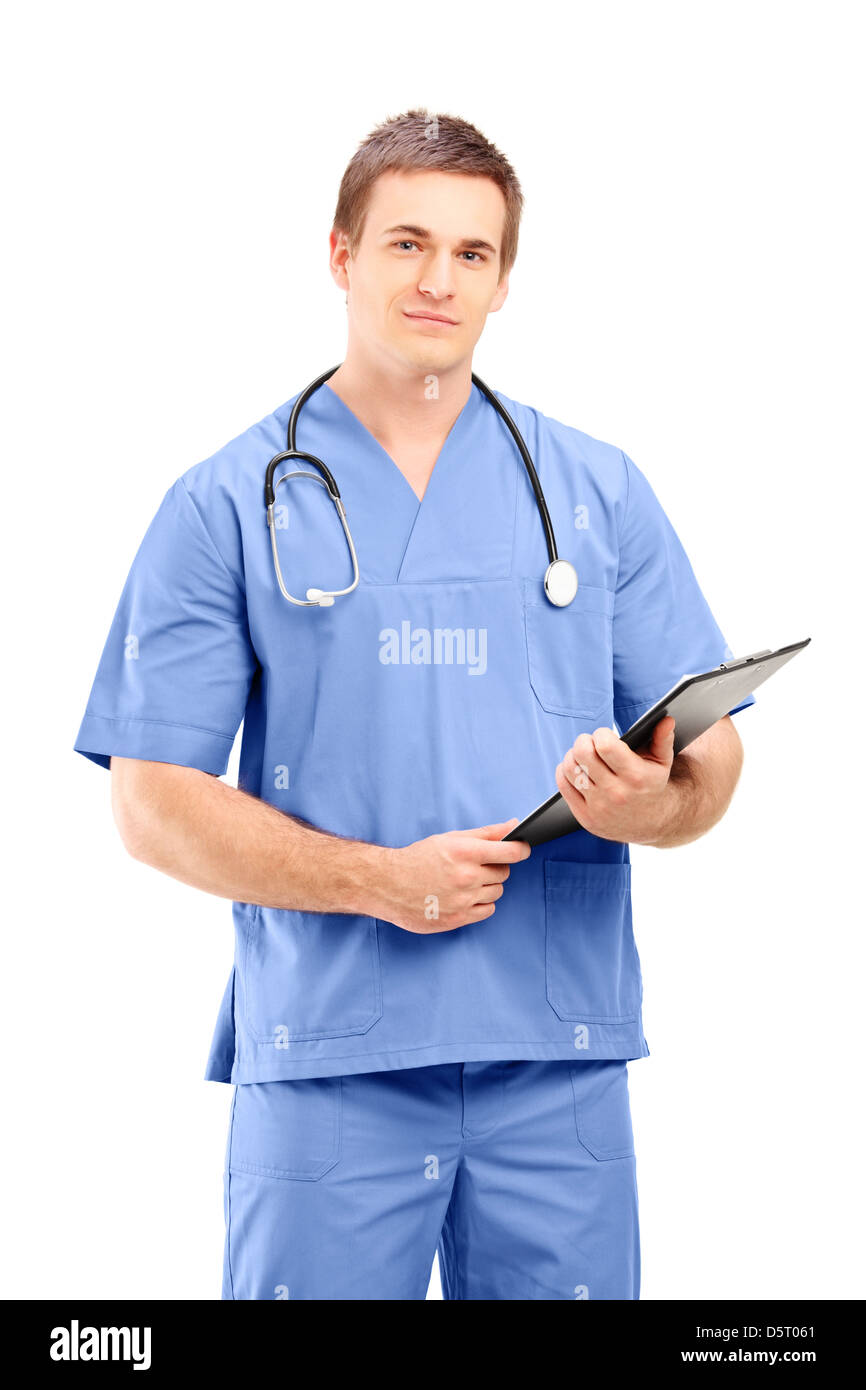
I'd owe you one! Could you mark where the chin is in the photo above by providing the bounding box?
[398,337,461,370]
[389,345,442,373]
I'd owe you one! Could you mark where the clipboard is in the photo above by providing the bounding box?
[502,637,811,847]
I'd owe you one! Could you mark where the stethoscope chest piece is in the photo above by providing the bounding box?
[543,558,579,607]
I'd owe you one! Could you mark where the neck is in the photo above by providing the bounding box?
[325,351,473,453]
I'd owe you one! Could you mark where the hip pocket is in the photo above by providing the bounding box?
[523,579,614,721]
[545,860,640,1024]
[241,906,383,1044]
[228,1077,342,1181]
[570,1061,635,1160]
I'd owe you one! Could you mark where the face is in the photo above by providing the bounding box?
[329,169,510,378]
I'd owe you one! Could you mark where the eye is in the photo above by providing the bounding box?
[391,240,486,263]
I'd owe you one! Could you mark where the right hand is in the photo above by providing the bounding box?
[377,819,531,934]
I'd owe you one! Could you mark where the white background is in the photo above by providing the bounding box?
[2,0,862,1300]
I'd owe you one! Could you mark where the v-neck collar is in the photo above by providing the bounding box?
[287,373,516,587]
[320,378,481,508]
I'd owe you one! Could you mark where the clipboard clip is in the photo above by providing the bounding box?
[719,648,773,670]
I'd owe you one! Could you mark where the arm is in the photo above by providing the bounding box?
[646,714,743,848]
[554,714,744,849]
[110,757,529,932]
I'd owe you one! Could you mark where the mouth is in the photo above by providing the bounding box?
[403,311,458,326]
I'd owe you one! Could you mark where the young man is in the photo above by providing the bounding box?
[75,109,754,1300]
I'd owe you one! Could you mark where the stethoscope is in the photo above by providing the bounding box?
[264,365,579,608]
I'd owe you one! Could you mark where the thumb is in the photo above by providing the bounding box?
[653,715,676,757]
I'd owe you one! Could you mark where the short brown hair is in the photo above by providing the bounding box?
[332,108,524,281]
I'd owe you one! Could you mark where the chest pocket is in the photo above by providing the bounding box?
[523,579,615,721]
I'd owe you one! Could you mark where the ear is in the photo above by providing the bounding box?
[329,229,352,293]
[488,272,510,314]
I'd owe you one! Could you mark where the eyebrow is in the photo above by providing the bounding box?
[381,223,498,256]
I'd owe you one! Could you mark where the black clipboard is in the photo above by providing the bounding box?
[503,637,811,847]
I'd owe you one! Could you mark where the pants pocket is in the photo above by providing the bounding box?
[571,1060,635,1160]
[228,1077,343,1181]
[545,860,641,1023]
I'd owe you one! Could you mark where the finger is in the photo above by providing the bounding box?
[588,724,664,782]
[469,837,531,863]
[480,863,511,885]
[585,726,634,776]
[469,861,511,884]
[453,818,520,840]
[647,715,676,765]
[416,918,466,935]
[473,881,505,905]
[556,761,588,809]
[562,745,598,792]
[462,902,498,925]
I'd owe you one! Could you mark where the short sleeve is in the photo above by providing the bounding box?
[74,477,258,773]
[612,451,755,734]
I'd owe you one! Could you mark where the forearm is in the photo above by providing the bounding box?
[110,757,393,914]
[646,726,743,849]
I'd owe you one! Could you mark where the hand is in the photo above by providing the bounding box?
[377,819,531,934]
[554,717,677,845]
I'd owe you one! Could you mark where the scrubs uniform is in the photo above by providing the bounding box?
[75,380,755,1299]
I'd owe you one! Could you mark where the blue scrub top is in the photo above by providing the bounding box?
[74,380,755,1082]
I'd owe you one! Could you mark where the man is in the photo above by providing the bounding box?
[75,108,754,1301]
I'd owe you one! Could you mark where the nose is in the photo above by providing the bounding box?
[417,247,457,301]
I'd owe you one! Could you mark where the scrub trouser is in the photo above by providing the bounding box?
[221,1059,640,1301]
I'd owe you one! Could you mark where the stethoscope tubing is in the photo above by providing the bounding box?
[265,365,575,606]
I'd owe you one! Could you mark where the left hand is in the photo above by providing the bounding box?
[554,716,677,845]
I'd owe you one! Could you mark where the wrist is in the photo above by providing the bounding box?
[351,842,399,918]
[642,775,685,848]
